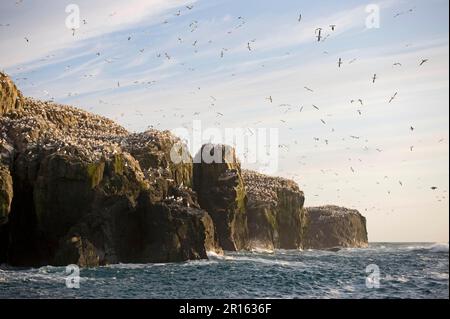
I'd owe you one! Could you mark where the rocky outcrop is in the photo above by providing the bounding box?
[303,206,368,249]
[0,73,220,267]
[1,71,23,116]
[243,170,306,250]
[52,194,217,266]
[0,73,370,267]
[193,144,248,251]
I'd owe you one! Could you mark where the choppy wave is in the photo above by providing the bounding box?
[0,243,448,299]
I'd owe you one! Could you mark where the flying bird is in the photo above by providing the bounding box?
[329,24,336,31]
[315,28,322,42]
[304,86,314,92]
[266,96,273,103]
[419,59,428,66]
[338,58,342,67]
[298,14,302,22]
[389,92,398,103]
[372,74,377,83]
[312,104,320,110]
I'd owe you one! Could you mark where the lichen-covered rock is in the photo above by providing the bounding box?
[193,144,248,251]
[303,205,369,249]
[243,170,306,250]
[0,72,23,116]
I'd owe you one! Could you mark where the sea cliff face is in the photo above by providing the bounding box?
[303,206,369,249]
[243,170,306,250]
[0,73,368,267]
[0,73,219,266]
[193,144,248,251]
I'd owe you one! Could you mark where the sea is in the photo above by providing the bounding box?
[0,243,448,299]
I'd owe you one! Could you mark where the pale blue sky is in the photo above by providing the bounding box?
[0,0,448,242]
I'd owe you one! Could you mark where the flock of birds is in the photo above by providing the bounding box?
[243,169,302,206]
[1,2,446,211]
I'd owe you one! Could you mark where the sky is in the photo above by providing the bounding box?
[0,0,448,242]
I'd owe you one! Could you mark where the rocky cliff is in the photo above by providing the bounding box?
[193,144,248,251]
[0,73,369,267]
[243,170,307,250]
[303,206,369,249]
[0,73,220,267]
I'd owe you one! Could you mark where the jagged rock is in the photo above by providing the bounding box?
[0,72,23,116]
[303,206,369,249]
[243,170,306,250]
[193,144,248,251]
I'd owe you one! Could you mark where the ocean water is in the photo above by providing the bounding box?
[0,243,448,299]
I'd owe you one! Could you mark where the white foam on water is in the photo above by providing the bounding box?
[183,259,218,266]
[206,250,224,258]
[428,271,449,280]
[217,255,305,267]
[251,247,274,254]
[107,263,153,269]
[405,243,449,252]
[428,243,449,253]
[384,274,410,283]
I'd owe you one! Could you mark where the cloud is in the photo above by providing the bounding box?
[0,0,196,68]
